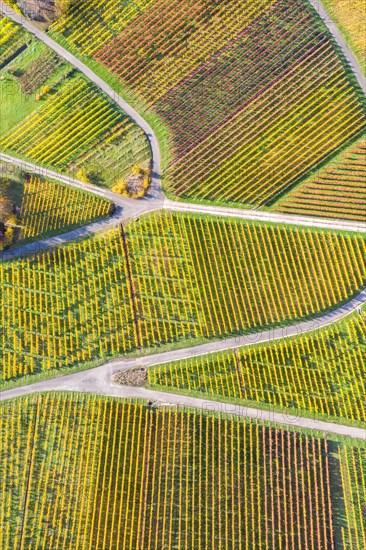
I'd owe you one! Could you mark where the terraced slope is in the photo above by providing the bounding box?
[50,0,366,208]
[0,393,352,549]
[274,135,366,221]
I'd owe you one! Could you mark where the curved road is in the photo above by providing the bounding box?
[0,2,163,202]
[1,287,366,439]
[0,152,159,205]
[0,152,163,261]
[308,0,365,94]
[0,0,365,244]
[1,1,366,440]
[0,153,364,262]
[0,0,365,265]
[2,375,365,441]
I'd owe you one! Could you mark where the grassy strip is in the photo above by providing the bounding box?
[1,36,152,187]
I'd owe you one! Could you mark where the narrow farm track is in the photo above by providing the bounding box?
[1,369,366,441]
[1,288,366,440]
[0,152,158,206]
[0,2,163,201]
[0,152,364,262]
[0,154,163,261]
[0,1,365,242]
[1,2,366,441]
[307,0,366,93]
[163,199,366,233]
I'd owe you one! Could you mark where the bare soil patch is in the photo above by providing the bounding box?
[112,368,147,387]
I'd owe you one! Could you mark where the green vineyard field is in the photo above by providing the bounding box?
[1,212,365,386]
[18,176,112,240]
[274,134,366,221]
[50,0,366,210]
[0,14,28,68]
[0,164,112,249]
[0,2,365,549]
[0,19,151,187]
[148,309,366,423]
[2,393,363,549]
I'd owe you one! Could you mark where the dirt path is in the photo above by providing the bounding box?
[1,287,366,439]
[0,1,365,441]
[307,0,365,93]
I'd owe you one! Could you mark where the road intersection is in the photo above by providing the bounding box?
[0,1,365,439]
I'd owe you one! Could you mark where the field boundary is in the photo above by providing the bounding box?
[0,153,364,261]
[0,1,365,247]
[1,288,366,439]
[307,0,365,94]
[1,1,366,441]
[1,381,366,441]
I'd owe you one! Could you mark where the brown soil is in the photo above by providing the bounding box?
[125,173,145,195]
[0,199,12,223]
[17,0,64,22]
[112,368,147,387]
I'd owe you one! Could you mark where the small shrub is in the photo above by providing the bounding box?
[112,167,151,198]
[76,168,90,183]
